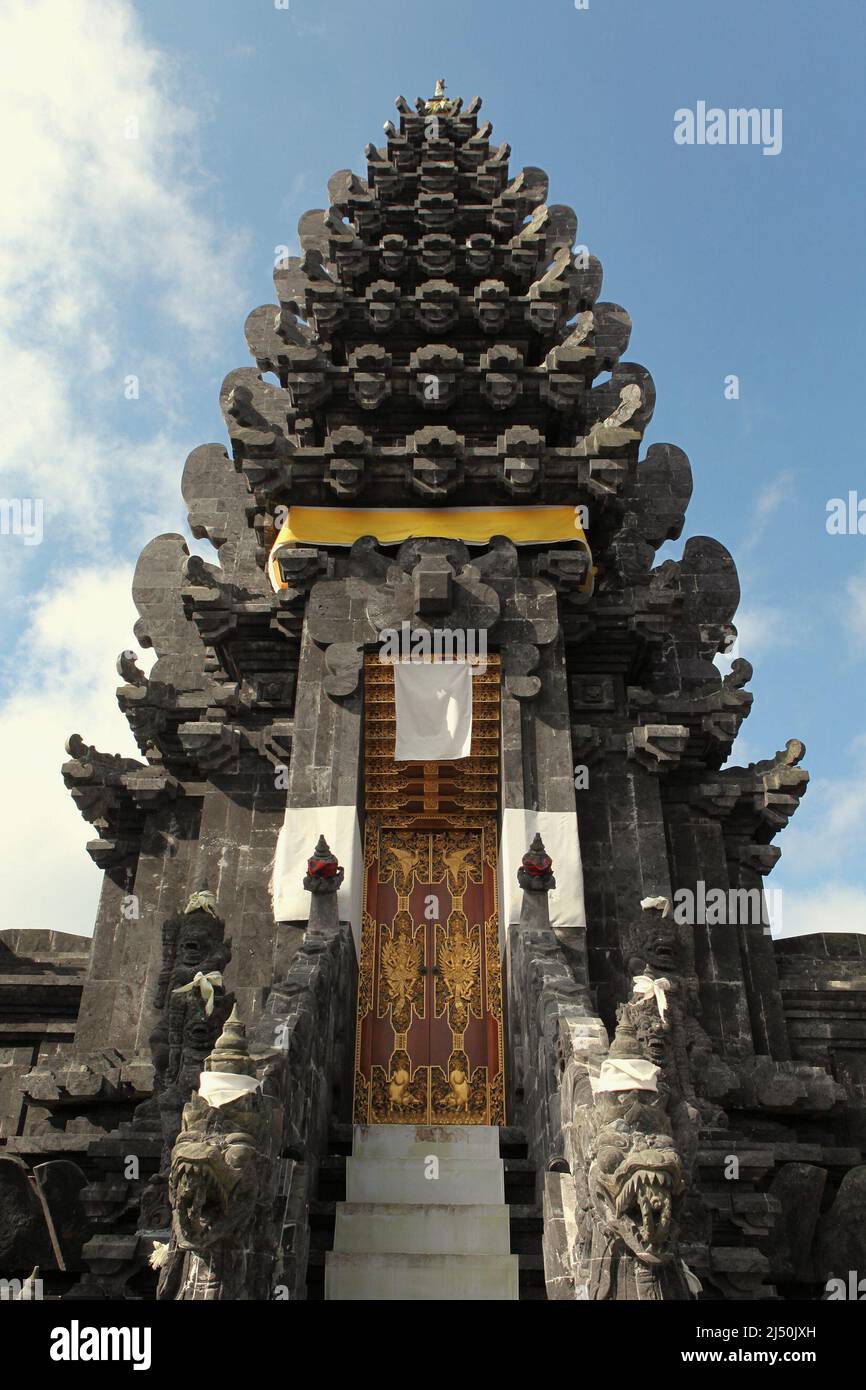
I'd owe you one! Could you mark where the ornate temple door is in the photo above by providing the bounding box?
[353,656,505,1125]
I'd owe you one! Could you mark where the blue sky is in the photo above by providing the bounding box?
[0,0,864,935]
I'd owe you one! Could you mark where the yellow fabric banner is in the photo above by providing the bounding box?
[269,505,592,590]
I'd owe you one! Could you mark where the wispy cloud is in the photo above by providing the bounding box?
[0,0,247,588]
[0,566,153,935]
[844,563,866,650]
[0,0,248,933]
[738,470,795,556]
[771,883,866,940]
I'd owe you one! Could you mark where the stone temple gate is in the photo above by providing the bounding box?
[1,81,865,1303]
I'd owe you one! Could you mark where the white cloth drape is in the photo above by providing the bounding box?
[197,1070,260,1109]
[499,808,586,946]
[590,1058,660,1094]
[393,661,473,761]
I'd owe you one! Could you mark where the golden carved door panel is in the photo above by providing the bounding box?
[353,818,505,1126]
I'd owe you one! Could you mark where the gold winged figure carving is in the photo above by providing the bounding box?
[381,930,423,1011]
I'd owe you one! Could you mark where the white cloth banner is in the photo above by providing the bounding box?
[499,808,586,945]
[270,804,363,952]
[393,661,473,761]
[590,1057,660,1094]
[197,1070,260,1109]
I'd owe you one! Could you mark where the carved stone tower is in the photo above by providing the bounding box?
[1,82,864,1303]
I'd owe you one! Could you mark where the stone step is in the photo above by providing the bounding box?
[346,1122,506,1204]
[347,1155,505,1205]
[334,1201,512,1255]
[325,1250,519,1302]
[329,1121,529,1157]
[352,1122,501,1159]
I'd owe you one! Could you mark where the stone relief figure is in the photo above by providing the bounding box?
[148,890,234,1175]
[155,1008,283,1301]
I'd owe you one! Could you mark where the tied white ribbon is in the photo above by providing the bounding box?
[681,1260,703,1295]
[640,895,671,917]
[149,1241,169,1271]
[632,974,672,1021]
[172,970,223,1017]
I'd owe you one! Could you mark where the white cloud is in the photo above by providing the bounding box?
[738,471,795,556]
[0,0,248,934]
[770,884,866,940]
[780,741,866,879]
[0,0,246,583]
[715,601,794,675]
[0,566,152,936]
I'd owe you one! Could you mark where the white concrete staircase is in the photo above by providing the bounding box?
[324,1125,519,1300]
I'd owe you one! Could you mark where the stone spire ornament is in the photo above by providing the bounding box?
[518,833,555,892]
[204,1004,255,1078]
[304,834,344,894]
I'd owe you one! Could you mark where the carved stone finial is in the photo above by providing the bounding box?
[205,1004,255,1077]
[518,833,555,892]
[304,835,345,894]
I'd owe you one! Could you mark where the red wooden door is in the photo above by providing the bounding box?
[353,820,505,1125]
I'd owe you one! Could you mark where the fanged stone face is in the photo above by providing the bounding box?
[379,238,407,275]
[503,456,540,495]
[543,374,584,412]
[170,1135,257,1250]
[178,931,207,967]
[508,246,540,279]
[591,1108,685,1265]
[410,455,459,498]
[415,284,459,334]
[350,373,391,410]
[482,373,521,410]
[326,457,365,497]
[490,208,517,237]
[466,237,495,275]
[335,246,368,281]
[311,298,344,335]
[526,299,562,335]
[419,236,455,277]
[366,285,401,332]
[288,373,330,411]
[474,288,509,335]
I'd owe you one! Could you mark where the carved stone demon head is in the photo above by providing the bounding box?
[325,425,368,498]
[481,345,523,411]
[169,1123,261,1251]
[366,280,401,333]
[465,232,495,276]
[334,239,369,285]
[379,234,407,277]
[474,279,510,335]
[525,285,566,336]
[500,425,543,496]
[415,279,459,335]
[587,1091,686,1265]
[348,345,391,411]
[307,283,344,338]
[419,233,455,277]
[410,345,463,411]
